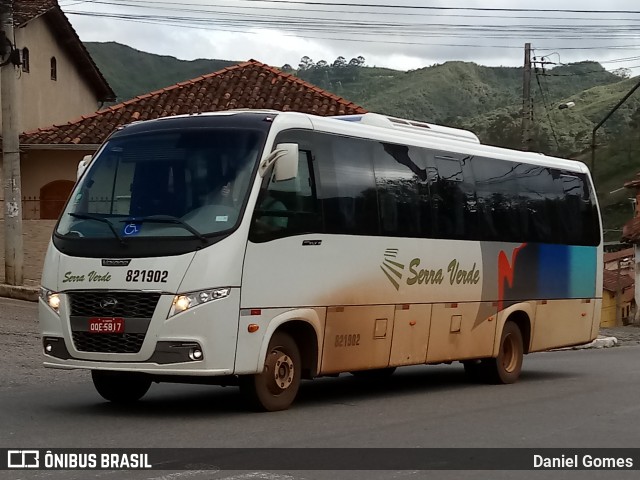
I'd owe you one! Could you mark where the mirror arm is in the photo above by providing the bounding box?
[258,148,288,177]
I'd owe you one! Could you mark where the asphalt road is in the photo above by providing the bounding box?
[1,297,639,480]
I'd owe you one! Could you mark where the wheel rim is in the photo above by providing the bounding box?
[501,333,518,373]
[265,349,295,394]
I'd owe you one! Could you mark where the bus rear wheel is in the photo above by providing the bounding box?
[91,370,151,403]
[483,321,524,384]
[239,332,301,412]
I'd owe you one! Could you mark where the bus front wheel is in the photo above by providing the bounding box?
[239,332,301,412]
[91,370,151,403]
[484,321,524,384]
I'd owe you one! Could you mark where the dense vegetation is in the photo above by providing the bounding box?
[86,42,640,241]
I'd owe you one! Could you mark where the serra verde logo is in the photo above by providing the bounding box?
[380,248,480,291]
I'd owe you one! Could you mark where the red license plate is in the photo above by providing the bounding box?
[88,317,125,334]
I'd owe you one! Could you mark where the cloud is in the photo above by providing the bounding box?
[63,0,640,72]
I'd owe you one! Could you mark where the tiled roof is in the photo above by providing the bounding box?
[21,60,367,146]
[622,216,640,243]
[13,0,57,26]
[625,172,640,189]
[602,269,634,292]
[12,1,115,102]
[603,247,634,264]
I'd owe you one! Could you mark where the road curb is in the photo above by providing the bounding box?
[0,284,39,302]
[572,336,618,350]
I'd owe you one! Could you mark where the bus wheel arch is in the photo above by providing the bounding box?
[277,320,319,379]
[484,316,527,384]
[505,310,531,355]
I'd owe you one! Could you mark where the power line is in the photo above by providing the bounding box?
[74,0,640,15]
[63,8,640,42]
[533,65,561,151]
[62,0,640,21]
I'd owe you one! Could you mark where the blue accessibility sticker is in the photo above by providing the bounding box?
[122,223,141,236]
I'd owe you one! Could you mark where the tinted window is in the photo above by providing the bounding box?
[250,150,321,242]
[315,134,379,235]
[373,142,427,237]
[57,129,262,238]
[429,154,477,239]
[253,129,599,246]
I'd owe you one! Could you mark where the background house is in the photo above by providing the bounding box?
[20,59,367,219]
[601,269,635,327]
[603,247,634,277]
[1,0,114,219]
[620,172,640,325]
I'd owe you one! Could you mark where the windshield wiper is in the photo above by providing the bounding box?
[122,215,208,243]
[68,212,125,245]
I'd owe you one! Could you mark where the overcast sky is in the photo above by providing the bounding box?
[60,0,640,74]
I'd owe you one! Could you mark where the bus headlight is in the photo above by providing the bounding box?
[40,287,61,314]
[169,288,231,317]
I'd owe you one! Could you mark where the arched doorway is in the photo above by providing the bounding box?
[40,180,74,219]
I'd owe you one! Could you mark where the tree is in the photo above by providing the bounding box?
[348,56,365,67]
[332,56,347,68]
[298,56,314,71]
[612,68,632,79]
[281,63,294,73]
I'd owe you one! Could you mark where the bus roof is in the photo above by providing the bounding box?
[116,109,589,176]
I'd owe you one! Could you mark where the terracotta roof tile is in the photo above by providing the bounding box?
[623,216,640,243]
[13,0,57,26]
[603,247,634,264]
[602,269,634,292]
[624,172,640,189]
[21,60,367,146]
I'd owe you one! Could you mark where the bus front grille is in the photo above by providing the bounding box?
[67,291,159,354]
[72,332,146,354]
[68,291,162,318]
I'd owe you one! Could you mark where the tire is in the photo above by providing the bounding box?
[350,367,397,379]
[239,332,301,412]
[482,321,524,384]
[91,370,151,403]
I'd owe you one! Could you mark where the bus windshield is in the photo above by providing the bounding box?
[57,128,262,240]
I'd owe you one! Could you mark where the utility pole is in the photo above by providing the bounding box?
[1,1,24,285]
[522,43,532,151]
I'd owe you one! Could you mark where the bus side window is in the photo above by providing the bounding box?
[315,134,379,236]
[471,157,521,242]
[374,142,426,237]
[559,173,586,245]
[429,154,476,240]
[249,150,320,242]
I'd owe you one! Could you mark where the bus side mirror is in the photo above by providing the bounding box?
[77,154,92,180]
[259,143,299,181]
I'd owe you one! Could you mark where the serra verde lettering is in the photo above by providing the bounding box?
[62,271,112,283]
[406,259,480,286]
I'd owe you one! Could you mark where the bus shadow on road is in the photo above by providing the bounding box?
[45,363,579,417]
[294,364,579,407]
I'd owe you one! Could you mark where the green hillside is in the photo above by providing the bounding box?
[87,43,640,241]
[85,42,237,102]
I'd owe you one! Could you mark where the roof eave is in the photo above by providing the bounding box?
[21,143,101,151]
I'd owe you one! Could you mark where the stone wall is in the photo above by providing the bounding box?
[0,220,56,286]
